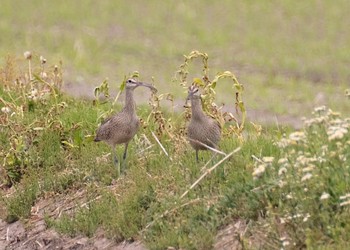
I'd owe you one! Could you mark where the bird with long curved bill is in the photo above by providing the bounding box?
[94,79,157,176]
[186,85,221,162]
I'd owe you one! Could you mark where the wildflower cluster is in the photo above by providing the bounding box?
[252,156,274,180]
[0,52,70,186]
[253,106,350,248]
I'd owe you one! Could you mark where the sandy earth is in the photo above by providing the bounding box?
[0,195,246,250]
[0,206,253,250]
[0,215,247,250]
[0,219,146,250]
[0,191,148,250]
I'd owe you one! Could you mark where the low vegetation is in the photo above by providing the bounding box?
[0,52,349,249]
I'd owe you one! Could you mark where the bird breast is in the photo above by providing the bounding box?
[187,117,221,150]
[96,113,140,146]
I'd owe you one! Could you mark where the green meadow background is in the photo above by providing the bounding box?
[1,1,350,249]
[0,0,349,121]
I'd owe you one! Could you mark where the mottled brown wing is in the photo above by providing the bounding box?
[95,115,121,141]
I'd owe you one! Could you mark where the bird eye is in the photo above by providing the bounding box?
[127,79,136,84]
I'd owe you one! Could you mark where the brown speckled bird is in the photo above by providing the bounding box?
[94,79,157,174]
[187,86,221,162]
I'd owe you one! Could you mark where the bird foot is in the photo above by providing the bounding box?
[113,156,119,165]
[120,161,127,174]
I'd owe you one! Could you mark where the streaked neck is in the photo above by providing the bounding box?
[191,97,205,120]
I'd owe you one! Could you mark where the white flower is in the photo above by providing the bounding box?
[303,213,310,222]
[301,173,312,182]
[278,158,288,165]
[314,106,327,113]
[262,156,274,163]
[317,156,327,163]
[276,138,290,148]
[340,200,350,207]
[287,213,302,220]
[305,117,327,127]
[278,180,286,187]
[339,155,346,161]
[40,72,48,79]
[330,118,344,126]
[40,55,47,64]
[320,192,330,200]
[282,240,290,247]
[31,88,38,96]
[253,164,266,179]
[327,126,348,141]
[302,164,315,172]
[296,155,308,166]
[278,167,287,176]
[340,194,350,200]
[24,51,32,60]
[289,131,306,142]
[1,107,11,114]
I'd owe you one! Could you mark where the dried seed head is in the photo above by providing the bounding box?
[54,65,58,74]
[40,56,47,64]
[24,51,32,60]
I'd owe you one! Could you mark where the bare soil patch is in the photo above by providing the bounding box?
[0,188,147,250]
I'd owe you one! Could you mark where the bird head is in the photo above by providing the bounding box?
[186,85,201,101]
[125,79,157,93]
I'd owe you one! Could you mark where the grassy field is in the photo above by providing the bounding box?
[0,0,349,116]
[0,1,350,249]
[0,51,349,249]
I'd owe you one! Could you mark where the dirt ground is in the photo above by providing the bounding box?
[0,219,146,250]
[0,209,248,250]
[0,188,148,250]
[0,193,246,250]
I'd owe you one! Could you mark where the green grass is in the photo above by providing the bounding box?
[0,0,349,117]
[1,70,349,248]
[0,3,350,246]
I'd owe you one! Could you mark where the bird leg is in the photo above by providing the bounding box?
[112,146,120,177]
[121,142,129,173]
[195,150,199,163]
